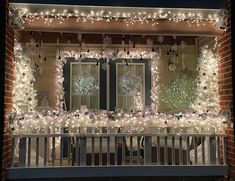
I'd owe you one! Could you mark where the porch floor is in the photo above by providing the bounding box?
[8,165,228,180]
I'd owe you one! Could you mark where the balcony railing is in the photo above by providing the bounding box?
[8,127,228,179]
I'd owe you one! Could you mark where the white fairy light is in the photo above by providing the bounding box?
[55,49,65,111]
[62,48,158,60]
[150,54,160,112]
[10,109,227,134]
[11,7,227,29]
[9,38,228,134]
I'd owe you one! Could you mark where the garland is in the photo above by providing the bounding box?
[11,110,227,134]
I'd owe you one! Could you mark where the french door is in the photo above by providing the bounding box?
[70,62,100,110]
[115,63,145,111]
[66,60,148,111]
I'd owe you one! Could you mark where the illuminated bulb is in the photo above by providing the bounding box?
[23,8,28,13]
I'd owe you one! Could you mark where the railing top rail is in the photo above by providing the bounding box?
[11,133,227,138]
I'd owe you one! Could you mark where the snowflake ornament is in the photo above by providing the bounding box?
[171,43,178,52]
[146,38,153,46]
[157,36,164,43]
[103,35,112,46]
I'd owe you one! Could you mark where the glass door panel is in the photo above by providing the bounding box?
[70,62,100,110]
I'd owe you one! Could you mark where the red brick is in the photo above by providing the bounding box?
[218,0,234,177]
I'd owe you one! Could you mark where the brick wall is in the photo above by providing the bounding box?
[218,0,235,179]
[2,0,15,180]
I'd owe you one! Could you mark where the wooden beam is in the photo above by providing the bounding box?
[22,19,223,36]
[19,31,197,45]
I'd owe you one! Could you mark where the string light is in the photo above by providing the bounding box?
[55,49,65,111]
[62,48,158,60]
[10,109,227,134]
[11,6,227,29]
[9,39,229,134]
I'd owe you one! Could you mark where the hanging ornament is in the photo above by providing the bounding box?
[157,36,164,43]
[171,43,178,52]
[181,67,194,79]
[168,63,176,72]
[101,62,107,70]
[181,40,186,50]
[146,38,153,47]
[168,57,177,72]
[74,74,98,95]
[128,40,133,48]
[103,35,112,46]
[30,38,35,43]
[77,33,82,42]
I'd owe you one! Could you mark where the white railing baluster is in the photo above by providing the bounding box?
[179,136,182,165]
[144,136,152,165]
[217,136,221,165]
[130,136,133,165]
[44,137,48,166]
[186,136,190,165]
[67,137,71,165]
[157,136,160,165]
[28,137,31,167]
[36,137,39,166]
[60,136,63,165]
[164,136,168,165]
[194,136,198,165]
[115,137,118,165]
[80,137,87,166]
[10,132,227,170]
[99,137,102,165]
[19,137,27,167]
[201,136,205,165]
[137,136,140,165]
[76,137,79,166]
[209,136,216,165]
[52,137,56,166]
[122,137,125,165]
[223,136,227,165]
[11,138,15,167]
[172,136,175,165]
[107,136,110,165]
[91,137,95,166]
